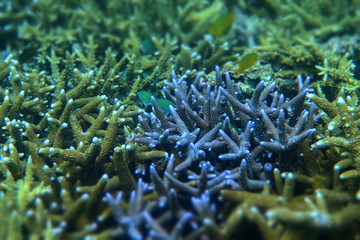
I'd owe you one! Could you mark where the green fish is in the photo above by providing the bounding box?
[221,121,241,135]
[137,90,153,107]
[155,98,176,114]
[138,90,176,114]
[237,52,258,75]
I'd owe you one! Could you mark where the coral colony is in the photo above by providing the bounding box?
[1,0,360,239]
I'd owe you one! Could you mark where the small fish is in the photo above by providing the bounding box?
[138,90,176,114]
[137,90,153,107]
[237,52,258,75]
[208,11,234,37]
[221,121,241,135]
[155,98,176,114]
[141,37,157,55]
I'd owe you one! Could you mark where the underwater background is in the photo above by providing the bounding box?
[1,0,360,239]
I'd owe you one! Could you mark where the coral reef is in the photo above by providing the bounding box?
[0,0,360,239]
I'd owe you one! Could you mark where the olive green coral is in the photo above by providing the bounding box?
[310,89,360,197]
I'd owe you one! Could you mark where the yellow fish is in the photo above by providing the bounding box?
[208,12,234,37]
[237,52,258,75]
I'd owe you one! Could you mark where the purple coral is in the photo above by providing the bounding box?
[135,68,320,183]
[105,68,323,239]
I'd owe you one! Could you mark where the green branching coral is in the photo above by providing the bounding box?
[316,53,358,87]
[215,168,359,240]
[310,88,360,197]
[237,0,360,84]
[266,191,360,239]
[0,157,52,239]
[0,61,10,83]
[0,46,148,237]
[242,0,360,43]
[1,0,239,70]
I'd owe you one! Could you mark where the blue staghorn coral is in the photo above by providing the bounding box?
[101,68,357,239]
[134,67,321,188]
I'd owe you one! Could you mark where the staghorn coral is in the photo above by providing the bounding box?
[315,53,357,85]
[134,67,319,182]
[1,0,360,239]
[0,0,240,73]
[103,67,356,239]
[0,47,148,238]
[310,88,360,197]
[0,156,52,239]
[234,0,360,93]
[0,57,359,239]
